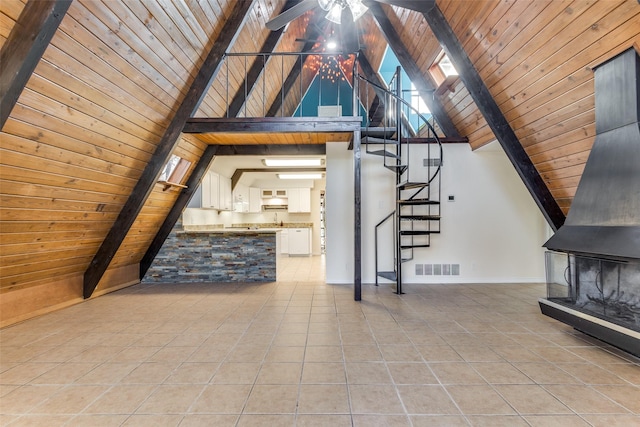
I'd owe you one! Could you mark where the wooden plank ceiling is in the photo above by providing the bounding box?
[1,0,638,324]
[384,0,639,213]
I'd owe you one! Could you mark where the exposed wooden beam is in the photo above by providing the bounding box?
[364,0,433,13]
[231,167,325,190]
[184,117,361,133]
[83,0,256,299]
[421,1,565,231]
[215,144,327,156]
[227,0,299,117]
[0,0,71,130]
[140,146,218,279]
[367,1,460,138]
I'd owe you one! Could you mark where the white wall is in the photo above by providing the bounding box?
[330,141,550,284]
[325,142,354,284]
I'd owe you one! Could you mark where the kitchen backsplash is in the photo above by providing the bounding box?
[182,208,312,227]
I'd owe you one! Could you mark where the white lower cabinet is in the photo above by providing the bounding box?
[280,230,289,254]
[288,228,311,256]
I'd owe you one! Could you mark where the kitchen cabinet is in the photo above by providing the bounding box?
[288,188,311,213]
[201,171,233,211]
[219,176,232,211]
[249,187,261,213]
[202,171,220,209]
[261,189,288,198]
[288,228,311,256]
[233,184,249,212]
[280,229,289,254]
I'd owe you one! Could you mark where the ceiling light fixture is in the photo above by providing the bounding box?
[278,173,323,180]
[318,0,368,24]
[263,158,323,167]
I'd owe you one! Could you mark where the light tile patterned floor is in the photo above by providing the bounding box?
[1,255,639,426]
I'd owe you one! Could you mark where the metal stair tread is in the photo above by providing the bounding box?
[398,181,429,190]
[399,230,433,235]
[362,136,400,145]
[361,127,396,138]
[399,199,440,205]
[368,149,400,159]
[400,215,441,221]
[377,271,397,281]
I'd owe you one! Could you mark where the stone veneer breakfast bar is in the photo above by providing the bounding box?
[143,221,280,283]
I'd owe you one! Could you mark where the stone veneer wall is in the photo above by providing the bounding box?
[143,220,276,283]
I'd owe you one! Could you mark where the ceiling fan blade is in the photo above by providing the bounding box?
[340,7,360,54]
[364,0,434,13]
[266,0,318,31]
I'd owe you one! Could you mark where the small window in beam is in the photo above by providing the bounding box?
[158,154,191,190]
[429,51,459,95]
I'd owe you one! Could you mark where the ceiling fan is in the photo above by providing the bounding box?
[266,0,428,54]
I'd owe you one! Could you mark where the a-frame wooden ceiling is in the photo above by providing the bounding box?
[1,0,638,325]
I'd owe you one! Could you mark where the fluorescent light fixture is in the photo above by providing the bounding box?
[278,173,323,180]
[264,158,322,167]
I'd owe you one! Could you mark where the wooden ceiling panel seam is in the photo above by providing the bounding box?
[503,79,594,128]
[77,1,189,108]
[64,3,185,107]
[515,96,594,142]
[519,108,595,150]
[24,73,162,149]
[32,59,167,136]
[483,0,601,95]
[14,87,158,157]
[46,30,176,114]
[0,135,143,185]
[41,44,173,125]
[120,1,199,79]
[6,104,155,167]
[497,14,640,119]
[3,117,150,171]
[0,165,138,196]
[475,0,562,82]
[528,136,596,166]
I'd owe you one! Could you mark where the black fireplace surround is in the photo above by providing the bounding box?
[541,47,640,356]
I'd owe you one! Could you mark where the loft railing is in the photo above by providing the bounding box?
[214,52,357,118]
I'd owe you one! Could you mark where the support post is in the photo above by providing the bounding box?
[353,55,362,301]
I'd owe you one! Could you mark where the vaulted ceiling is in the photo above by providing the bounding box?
[1,0,638,326]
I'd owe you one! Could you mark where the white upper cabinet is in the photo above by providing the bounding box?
[288,188,311,213]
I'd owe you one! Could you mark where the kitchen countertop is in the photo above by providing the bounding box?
[181,223,312,233]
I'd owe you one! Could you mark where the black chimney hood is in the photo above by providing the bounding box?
[544,47,640,261]
[540,48,640,357]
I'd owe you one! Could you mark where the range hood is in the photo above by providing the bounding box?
[544,48,640,260]
[541,47,640,356]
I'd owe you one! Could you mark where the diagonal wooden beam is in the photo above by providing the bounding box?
[421,1,565,231]
[364,0,432,13]
[367,1,459,138]
[140,145,218,279]
[228,0,299,117]
[83,0,257,298]
[266,16,328,117]
[0,0,71,130]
